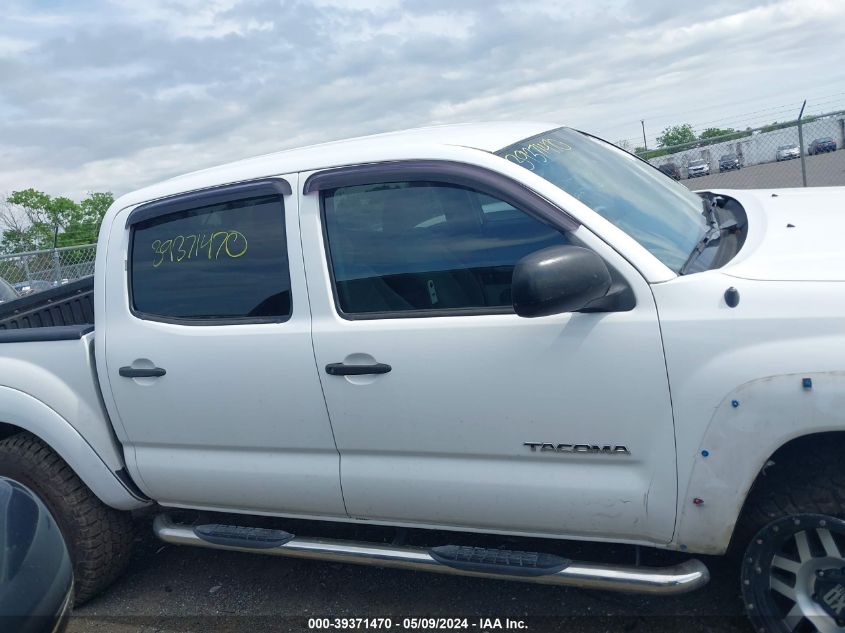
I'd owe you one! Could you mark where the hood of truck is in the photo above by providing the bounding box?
[715,187,845,281]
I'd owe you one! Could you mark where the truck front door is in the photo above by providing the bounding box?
[100,177,346,518]
[302,166,677,543]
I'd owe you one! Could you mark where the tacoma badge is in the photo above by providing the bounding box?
[524,442,631,455]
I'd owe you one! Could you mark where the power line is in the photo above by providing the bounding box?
[603,89,845,137]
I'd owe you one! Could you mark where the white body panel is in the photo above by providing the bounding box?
[655,187,845,553]
[0,334,147,510]
[715,187,845,281]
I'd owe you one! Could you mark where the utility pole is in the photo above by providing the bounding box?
[641,120,648,150]
[797,100,808,187]
[52,224,61,285]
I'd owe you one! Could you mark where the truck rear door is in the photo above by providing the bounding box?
[99,177,346,518]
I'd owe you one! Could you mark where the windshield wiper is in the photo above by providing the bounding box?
[680,227,720,275]
[680,197,736,275]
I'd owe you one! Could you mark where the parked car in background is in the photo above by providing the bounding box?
[658,163,680,180]
[808,137,837,155]
[13,280,53,296]
[687,158,710,178]
[718,154,741,172]
[0,278,18,303]
[776,144,800,161]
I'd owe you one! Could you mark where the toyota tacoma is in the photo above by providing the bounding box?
[1,123,843,632]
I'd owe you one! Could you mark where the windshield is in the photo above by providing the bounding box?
[721,154,736,160]
[496,127,707,272]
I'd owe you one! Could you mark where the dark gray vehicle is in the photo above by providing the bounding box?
[0,477,73,633]
[658,163,681,180]
[809,137,837,155]
[718,154,741,172]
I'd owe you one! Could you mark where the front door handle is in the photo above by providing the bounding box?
[325,362,391,376]
[119,366,166,378]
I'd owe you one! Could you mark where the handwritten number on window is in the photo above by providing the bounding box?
[502,137,571,171]
[151,230,248,268]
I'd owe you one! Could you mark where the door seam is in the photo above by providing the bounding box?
[294,171,350,516]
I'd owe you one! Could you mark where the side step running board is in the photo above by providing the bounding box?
[153,515,709,595]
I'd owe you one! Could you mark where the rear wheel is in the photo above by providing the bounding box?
[0,432,134,604]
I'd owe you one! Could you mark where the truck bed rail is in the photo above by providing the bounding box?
[0,276,94,330]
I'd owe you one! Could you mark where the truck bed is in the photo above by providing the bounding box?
[0,276,94,331]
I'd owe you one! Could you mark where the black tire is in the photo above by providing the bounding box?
[733,441,845,631]
[733,443,845,552]
[0,432,134,605]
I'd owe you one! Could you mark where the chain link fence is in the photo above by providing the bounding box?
[0,243,96,298]
[645,110,845,190]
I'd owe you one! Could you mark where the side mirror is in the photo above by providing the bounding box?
[512,245,612,318]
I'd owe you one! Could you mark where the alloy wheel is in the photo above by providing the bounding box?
[743,514,845,633]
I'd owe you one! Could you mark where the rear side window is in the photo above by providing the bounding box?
[130,194,291,322]
[322,181,568,317]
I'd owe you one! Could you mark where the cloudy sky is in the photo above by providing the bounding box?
[2,0,845,199]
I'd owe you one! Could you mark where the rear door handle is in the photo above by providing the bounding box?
[119,366,166,378]
[325,362,391,376]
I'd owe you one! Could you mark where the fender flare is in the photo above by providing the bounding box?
[675,371,845,554]
[0,386,150,511]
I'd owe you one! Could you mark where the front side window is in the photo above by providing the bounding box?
[322,181,568,317]
[130,194,291,321]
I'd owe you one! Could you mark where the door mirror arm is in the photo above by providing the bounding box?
[512,245,634,318]
[578,275,636,313]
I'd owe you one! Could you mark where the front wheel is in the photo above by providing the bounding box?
[742,514,845,632]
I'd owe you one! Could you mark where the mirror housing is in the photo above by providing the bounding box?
[512,245,613,318]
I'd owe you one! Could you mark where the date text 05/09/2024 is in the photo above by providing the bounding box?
[307,617,528,630]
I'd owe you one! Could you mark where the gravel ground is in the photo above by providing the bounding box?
[680,148,845,190]
[67,515,753,633]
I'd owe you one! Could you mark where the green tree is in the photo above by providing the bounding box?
[656,124,697,148]
[0,189,113,253]
[635,147,669,160]
[698,127,752,146]
[699,127,738,140]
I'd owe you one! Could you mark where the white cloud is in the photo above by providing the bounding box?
[0,36,35,57]
[106,0,274,39]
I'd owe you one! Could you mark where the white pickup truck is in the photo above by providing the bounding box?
[1,123,844,632]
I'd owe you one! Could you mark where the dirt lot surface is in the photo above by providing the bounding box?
[67,516,753,633]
